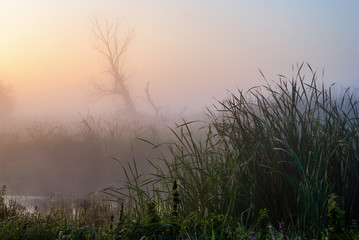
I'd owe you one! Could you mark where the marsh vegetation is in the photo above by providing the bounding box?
[1,64,359,239]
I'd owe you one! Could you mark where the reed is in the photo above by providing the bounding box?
[111,63,359,238]
[2,63,359,238]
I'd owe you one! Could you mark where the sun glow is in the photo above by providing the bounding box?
[0,0,358,120]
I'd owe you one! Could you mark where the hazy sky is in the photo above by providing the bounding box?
[1,1,359,121]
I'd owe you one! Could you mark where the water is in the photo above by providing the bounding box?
[4,192,120,215]
[4,193,74,213]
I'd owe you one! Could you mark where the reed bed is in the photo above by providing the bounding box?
[107,63,359,239]
[1,63,359,239]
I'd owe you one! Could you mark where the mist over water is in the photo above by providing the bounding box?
[1,1,359,196]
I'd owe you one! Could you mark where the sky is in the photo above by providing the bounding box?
[1,0,359,122]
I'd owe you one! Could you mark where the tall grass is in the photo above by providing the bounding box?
[111,63,359,238]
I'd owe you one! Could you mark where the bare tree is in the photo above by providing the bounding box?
[90,17,136,115]
[0,81,15,120]
[141,82,161,118]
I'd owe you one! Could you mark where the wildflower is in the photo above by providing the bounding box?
[279,221,286,234]
[249,236,255,240]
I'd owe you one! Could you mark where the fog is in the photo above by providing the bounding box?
[1,1,359,195]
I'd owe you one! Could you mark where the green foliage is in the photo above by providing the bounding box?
[327,194,344,234]
[105,63,359,238]
[321,194,346,239]
[257,208,270,240]
[146,200,160,223]
[0,185,18,220]
[0,185,6,219]
[2,63,359,239]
